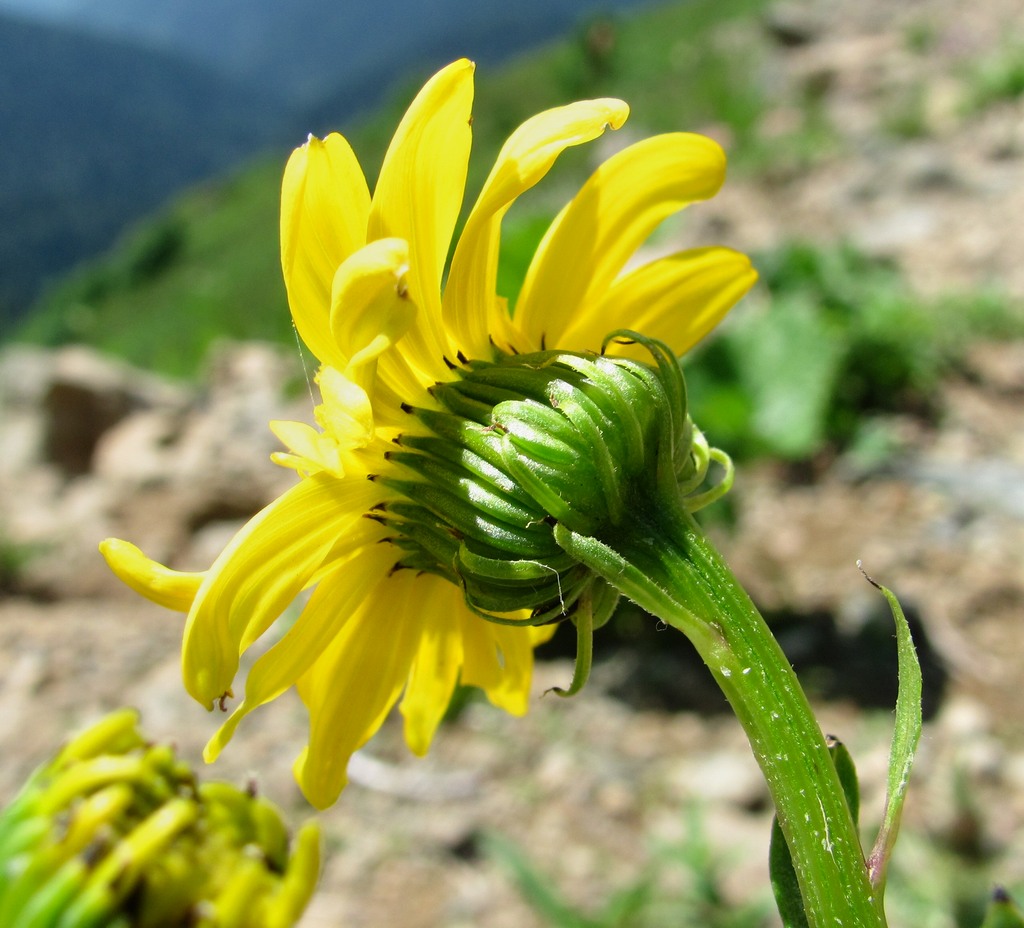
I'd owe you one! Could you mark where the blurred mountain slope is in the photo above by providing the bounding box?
[0,0,659,103]
[0,11,292,323]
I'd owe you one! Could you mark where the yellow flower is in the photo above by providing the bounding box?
[101,58,756,809]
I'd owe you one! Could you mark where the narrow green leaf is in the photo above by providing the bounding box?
[769,817,808,928]
[828,738,861,827]
[861,563,922,894]
[769,738,861,928]
[482,832,596,928]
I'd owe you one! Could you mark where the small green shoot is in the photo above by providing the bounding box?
[859,564,923,897]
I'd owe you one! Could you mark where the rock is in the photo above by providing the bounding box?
[666,749,767,808]
[763,3,822,47]
[0,341,304,598]
[40,346,189,477]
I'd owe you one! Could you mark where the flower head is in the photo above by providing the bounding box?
[101,59,756,808]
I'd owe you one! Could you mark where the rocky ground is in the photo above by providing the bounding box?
[2,0,1024,925]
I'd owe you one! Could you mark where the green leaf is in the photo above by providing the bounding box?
[861,565,922,895]
[768,738,861,928]
[730,297,844,459]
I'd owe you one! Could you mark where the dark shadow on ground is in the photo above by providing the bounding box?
[537,597,948,721]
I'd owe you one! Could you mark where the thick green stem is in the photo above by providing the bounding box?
[555,503,885,928]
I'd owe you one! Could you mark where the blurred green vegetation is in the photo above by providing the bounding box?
[684,242,1024,463]
[0,528,39,596]
[487,796,1024,928]
[15,162,288,378]
[487,788,1024,928]
[962,39,1024,113]
[485,808,771,928]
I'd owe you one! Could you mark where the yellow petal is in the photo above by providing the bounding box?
[99,538,202,612]
[514,133,727,349]
[443,98,629,358]
[269,419,344,477]
[328,238,416,389]
[181,474,378,710]
[280,133,371,367]
[529,623,559,647]
[457,611,547,716]
[204,542,396,763]
[314,366,375,449]
[477,622,540,716]
[399,577,467,755]
[564,246,758,356]
[458,613,502,693]
[366,58,474,381]
[293,569,427,808]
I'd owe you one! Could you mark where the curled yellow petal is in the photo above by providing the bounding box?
[328,237,416,387]
[98,539,202,612]
[281,133,371,367]
[566,246,759,356]
[444,97,630,357]
[314,366,375,448]
[293,570,426,808]
[367,57,475,381]
[204,543,395,764]
[515,132,727,349]
[181,475,378,710]
[269,419,345,478]
[399,577,468,756]
[459,617,542,717]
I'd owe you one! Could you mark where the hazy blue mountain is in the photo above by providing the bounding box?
[0,0,658,104]
[0,11,292,323]
[0,0,659,324]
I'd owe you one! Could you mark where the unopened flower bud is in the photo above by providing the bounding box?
[0,710,320,928]
[378,332,731,636]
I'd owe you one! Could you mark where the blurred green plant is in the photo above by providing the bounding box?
[0,527,40,595]
[962,41,1024,112]
[683,241,1024,462]
[886,826,1024,928]
[881,82,931,139]
[17,164,289,378]
[488,815,1024,928]
[484,808,770,928]
[903,19,939,56]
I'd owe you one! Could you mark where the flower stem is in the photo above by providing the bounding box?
[554,500,885,928]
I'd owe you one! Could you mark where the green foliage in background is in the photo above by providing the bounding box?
[484,809,770,928]
[0,527,40,596]
[489,818,1024,928]
[962,40,1024,113]
[16,163,288,378]
[684,242,1024,462]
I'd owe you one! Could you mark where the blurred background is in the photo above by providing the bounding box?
[1,0,1023,925]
